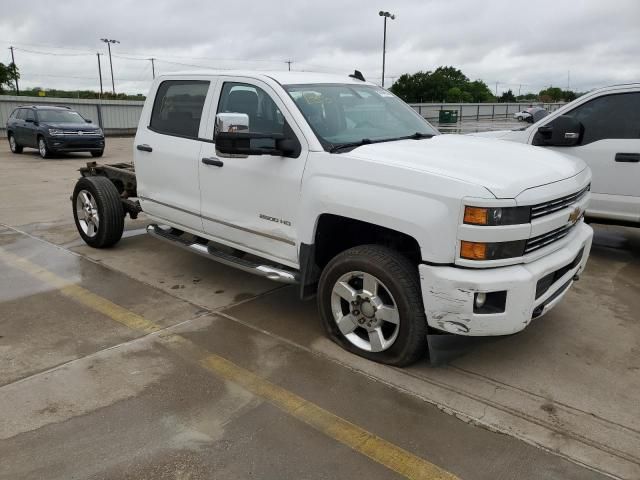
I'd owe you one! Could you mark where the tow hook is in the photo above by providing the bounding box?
[573,274,580,281]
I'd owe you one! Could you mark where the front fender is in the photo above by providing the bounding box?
[297,154,491,263]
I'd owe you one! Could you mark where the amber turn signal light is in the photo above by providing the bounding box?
[463,206,488,225]
[460,241,487,260]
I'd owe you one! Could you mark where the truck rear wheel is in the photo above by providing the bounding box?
[72,176,124,248]
[317,245,428,366]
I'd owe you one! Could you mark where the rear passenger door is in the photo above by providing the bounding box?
[23,109,38,147]
[134,78,216,233]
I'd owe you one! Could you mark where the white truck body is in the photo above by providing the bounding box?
[48,69,595,364]
[471,83,640,225]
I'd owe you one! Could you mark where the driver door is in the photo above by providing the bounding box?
[198,78,308,267]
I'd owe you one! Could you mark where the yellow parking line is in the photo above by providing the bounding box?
[0,247,459,480]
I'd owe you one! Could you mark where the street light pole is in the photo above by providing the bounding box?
[100,38,120,95]
[379,11,395,88]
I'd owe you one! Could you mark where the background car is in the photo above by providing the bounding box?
[6,105,105,158]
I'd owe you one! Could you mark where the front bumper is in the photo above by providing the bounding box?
[419,222,593,336]
[46,135,105,152]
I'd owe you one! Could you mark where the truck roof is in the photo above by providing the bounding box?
[155,70,377,86]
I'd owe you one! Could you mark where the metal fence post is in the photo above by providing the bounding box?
[476,104,480,120]
[492,104,495,119]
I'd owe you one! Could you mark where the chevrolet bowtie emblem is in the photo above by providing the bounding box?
[568,207,583,224]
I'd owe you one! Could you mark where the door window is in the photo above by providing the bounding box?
[149,80,210,138]
[564,92,640,145]
[24,109,35,122]
[217,82,286,136]
[15,109,26,120]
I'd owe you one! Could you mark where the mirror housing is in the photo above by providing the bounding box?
[25,118,34,123]
[214,112,300,158]
[85,119,93,123]
[533,115,582,147]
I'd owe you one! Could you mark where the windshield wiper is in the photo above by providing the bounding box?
[406,132,434,139]
[329,132,434,153]
[329,138,372,153]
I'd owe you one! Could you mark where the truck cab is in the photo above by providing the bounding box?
[72,71,593,366]
[471,83,640,225]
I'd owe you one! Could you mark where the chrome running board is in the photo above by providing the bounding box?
[146,224,299,284]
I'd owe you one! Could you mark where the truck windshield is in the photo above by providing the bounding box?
[284,84,438,152]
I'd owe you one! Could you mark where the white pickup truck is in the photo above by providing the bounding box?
[71,71,593,366]
[472,83,640,225]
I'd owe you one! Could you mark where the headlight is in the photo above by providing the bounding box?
[48,128,64,136]
[460,240,526,260]
[464,206,530,226]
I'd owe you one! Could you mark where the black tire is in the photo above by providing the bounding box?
[8,133,23,153]
[317,245,428,366]
[91,150,104,158]
[72,176,124,248]
[38,136,51,158]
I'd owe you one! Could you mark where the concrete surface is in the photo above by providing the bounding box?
[1,137,638,479]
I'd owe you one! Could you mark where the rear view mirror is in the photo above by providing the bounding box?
[25,118,34,123]
[85,119,93,123]
[533,115,582,147]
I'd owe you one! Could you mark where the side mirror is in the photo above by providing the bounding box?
[533,115,582,147]
[25,118,34,123]
[214,112,300,158]
[215,112,249,135]
[85,119,93,123]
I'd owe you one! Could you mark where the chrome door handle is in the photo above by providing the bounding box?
[202,157,224,167]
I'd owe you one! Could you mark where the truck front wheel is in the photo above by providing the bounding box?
[317,245,428,366]
[72,176,124,248]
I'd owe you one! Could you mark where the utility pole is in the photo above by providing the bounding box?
[96,53,103,97]
[567,70,570,91]
[379,11,395,88]
[150,58,156,79]
[518,84,522,96]
[100,38,120,95]
[285,60,292,71]
[495,81,498,96]
[8,46,19,94]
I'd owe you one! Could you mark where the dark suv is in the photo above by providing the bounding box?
[6,105,105,158]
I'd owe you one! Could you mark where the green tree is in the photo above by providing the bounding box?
[446,87,463,102]
[539,87,564,102]
[0,62,19,93]
[390,67,493,103]
[499,89,516,102]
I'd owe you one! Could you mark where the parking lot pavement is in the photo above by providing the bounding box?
[1,138,638,479]
[0,225,610,480]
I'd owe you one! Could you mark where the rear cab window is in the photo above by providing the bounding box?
[149,80,210,138]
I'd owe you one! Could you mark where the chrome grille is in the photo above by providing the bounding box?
[525,223,576,254]
[530,184,590,219]
[62,130,101,135]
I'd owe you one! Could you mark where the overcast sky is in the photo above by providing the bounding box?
[1,0,639,96]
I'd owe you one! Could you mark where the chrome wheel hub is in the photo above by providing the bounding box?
[330,271,400,353]
[75,189,99,238]
[9,136,16,151]
[39,139,46,156]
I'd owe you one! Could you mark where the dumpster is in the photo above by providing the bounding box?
[438,109,458,123]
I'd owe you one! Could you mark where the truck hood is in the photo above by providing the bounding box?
[346,134,586,198]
